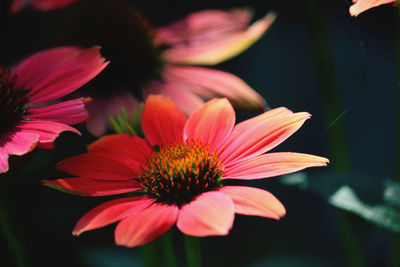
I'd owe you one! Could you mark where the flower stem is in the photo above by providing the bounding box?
[304,1,365,266]
[139,241,158,267]
[183,235,202,267]
[0,183,29,267]
[160,231,178,267]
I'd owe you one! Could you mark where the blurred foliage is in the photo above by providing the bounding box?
[281,172,400,233]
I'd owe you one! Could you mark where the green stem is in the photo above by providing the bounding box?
[183,235,202,267]
[0,183,29,267]
[139,241,158,267]
[160,232,178,267]
[304,1,365,267]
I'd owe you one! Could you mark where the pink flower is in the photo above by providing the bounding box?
[0,46,108,173]
[64,5,275,136]
[11,0,79,13]
[349,0,396,16]
[44,94,329,247]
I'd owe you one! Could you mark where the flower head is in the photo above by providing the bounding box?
[349,0,396,16]
[44,0,275,136]
[44,95,328,247]
[0,46,108,173]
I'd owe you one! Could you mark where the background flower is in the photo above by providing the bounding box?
[349,0,396,16]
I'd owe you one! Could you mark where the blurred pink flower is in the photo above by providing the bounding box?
[349,0,396,16]
[87,8,276,136]
[44,94,328,247]
[11,0,79,13]
[0,46,108,173]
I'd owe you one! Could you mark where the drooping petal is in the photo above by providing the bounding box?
[349,0,395,16]
[219,186,285,219]
[184,98,235,151]
[177,191,234,236]
[115,203,178,247]
[218,110,311,166]
[13,46,108,104]
[142,95,186,147]
[224,152,329,180]
[31,0,80,11]
[43,177,142,196]
[162,12,276,65]
[72,196,153,236]
[27,98,89,125]
[17,120,80,149]
[163,65,266,111]
[56,152,141,180]
[0,147,10,173]
[142,80,205,115]
[88,134,153,166]
[155,8,253,46]
[0,131,39,156]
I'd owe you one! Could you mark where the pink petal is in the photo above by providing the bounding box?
[17,120,80,149]
[85,98,108,136]
[88,134,153,166]
[177,191,234,236]
[224,152,329,180]
[349,0,395,16]
[13,46,108,104]
[115,203,178,247]
[73,196,153,236]
[142,95,186,147]
[218,110,311,166]
[10,0,29,13]
[163,65,266,111]
[0,148,10,173]
[56,152,141,180]
[184,98,235,151]
[219,186,285,219]
[43,177,142,196]
[31,0,79,11]
[155,8,253,46]
[27,98,89,125]
[162,12,276,65]
[142,80,205,115]
[0,131,39,156]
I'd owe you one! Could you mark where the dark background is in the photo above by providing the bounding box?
[0,0,397,266]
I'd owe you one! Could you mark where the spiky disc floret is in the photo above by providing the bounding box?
[139,141,224,206]
[0,67,29,132]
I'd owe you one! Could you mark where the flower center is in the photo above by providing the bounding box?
[140,141,224,206]
[0,67,29,133]
[54,0,163,98]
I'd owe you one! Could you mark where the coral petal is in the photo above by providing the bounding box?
[219,110,311,166]
[73,196,153,236]
[224,152,329,180]
[43,177,142,196]
[219,186,285,219]
[349,0,395,16]
[142,95,186,147]
[115,203,178,247]
[177,191,234,236]
[56,152,140,180]
[88,134,153,165]
[184,98,235,151]
[0,148,9,173]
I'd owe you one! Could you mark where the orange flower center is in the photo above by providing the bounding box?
[0,67,29,132]
[139,141,224,206]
